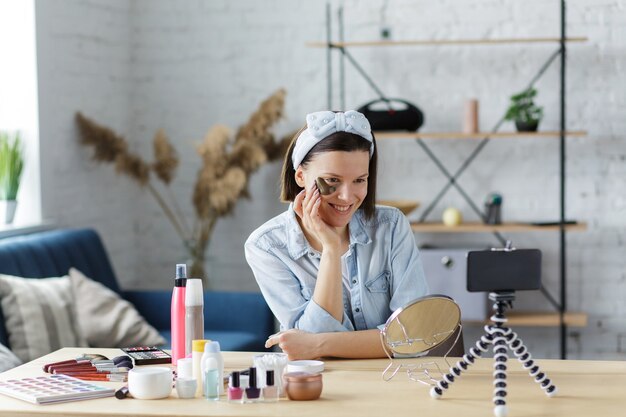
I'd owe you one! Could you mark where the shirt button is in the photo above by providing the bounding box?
[355,308,361,313]
[352,279,357,284]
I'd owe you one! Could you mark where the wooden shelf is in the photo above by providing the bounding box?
[464,311,588,327]
[411,222,588,233]
[307,37,588,48]
[375,130,587,140]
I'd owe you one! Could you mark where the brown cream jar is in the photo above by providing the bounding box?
[283,372,323,400]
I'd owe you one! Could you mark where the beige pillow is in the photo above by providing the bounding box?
[69,268,165,348]
[0,274,88,362]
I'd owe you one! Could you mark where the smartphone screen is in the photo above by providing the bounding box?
[466,249,541,292]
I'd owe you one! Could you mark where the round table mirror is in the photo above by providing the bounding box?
[381,295,461,357]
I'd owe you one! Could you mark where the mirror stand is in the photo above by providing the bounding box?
[380,324,463,385]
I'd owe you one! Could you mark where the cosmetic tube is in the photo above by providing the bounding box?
[228,372,244,402]
[204,358,219,401]
[192,339,209,397]
[171,264,187,365]
[185,279,204,355]
[245,367,261,402]
[262,370,278,402]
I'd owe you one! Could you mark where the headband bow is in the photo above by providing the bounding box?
[292,110,374,168]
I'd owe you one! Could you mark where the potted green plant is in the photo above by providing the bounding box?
[504,87,544,132]
[0,131,24,224]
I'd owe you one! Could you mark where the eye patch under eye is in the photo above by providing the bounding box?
[316,177,336,195]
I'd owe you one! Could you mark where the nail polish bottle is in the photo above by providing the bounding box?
[262,370,278,402]
[245,367,261,403]
[228,371,243,403]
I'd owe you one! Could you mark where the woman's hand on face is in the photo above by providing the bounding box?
[294,186,341,250]
[265,329,322,360]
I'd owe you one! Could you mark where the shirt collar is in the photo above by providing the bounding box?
[286,203,372,260]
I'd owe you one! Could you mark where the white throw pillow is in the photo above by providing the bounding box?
[0,274,88,362]
[69,268,165,348]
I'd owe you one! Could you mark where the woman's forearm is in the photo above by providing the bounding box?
[312,247,344,321]
[318,329,386,358]
[266,329,386,360]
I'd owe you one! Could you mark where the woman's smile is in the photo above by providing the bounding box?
[328,203,352,213]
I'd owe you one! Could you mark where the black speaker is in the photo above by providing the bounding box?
[357,98,424,131]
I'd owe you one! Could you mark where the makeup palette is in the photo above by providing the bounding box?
[0,375,115,404]
[121,346,171,365]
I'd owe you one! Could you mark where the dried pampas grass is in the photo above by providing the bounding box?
[75,89,292,284]
[153,129,178,184]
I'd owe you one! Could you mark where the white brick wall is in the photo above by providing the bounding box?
[34,0,625,359]
[35,0,138,283]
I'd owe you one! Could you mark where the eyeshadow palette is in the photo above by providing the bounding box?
[0,374,115,404]
[120,346,171,365]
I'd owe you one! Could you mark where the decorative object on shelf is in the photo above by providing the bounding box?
[462,98,480,134]
[442,207,463,227]
[484,192,503,225]
[0,131,24,224]
[376,199,420,216]
[357,98,424,131]
[75,89,292,285]
[504,87,544,132]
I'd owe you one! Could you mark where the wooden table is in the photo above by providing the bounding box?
[1,348,625,416]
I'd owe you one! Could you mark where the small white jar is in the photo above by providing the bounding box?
[175,377,197,399]
[128,367,173,400]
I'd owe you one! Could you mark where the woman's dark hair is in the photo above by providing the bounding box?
[280,127,378,220]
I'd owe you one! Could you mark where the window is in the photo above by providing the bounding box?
[0,0,42,230]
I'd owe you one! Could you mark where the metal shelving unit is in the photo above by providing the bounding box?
[312,1,586,359]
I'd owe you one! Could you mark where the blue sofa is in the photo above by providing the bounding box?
[0,228,274,352]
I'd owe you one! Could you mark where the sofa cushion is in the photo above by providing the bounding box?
[0,274,88,362]
[69,268,165,348]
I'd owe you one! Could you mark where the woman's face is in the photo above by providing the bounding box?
[297,150,370,228]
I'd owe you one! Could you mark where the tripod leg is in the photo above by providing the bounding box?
[491,326,509,417]
[503,328,558,397]
[430,327,492,399]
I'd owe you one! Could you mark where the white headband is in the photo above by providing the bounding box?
[291,110,374,169]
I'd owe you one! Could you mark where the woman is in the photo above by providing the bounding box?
[245,110,428,359]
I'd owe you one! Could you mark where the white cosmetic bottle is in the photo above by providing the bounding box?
[185,279,204,357]
[201,341,224,396]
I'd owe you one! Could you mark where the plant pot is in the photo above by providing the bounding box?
[515,120,539,132]
[0,200,17,224]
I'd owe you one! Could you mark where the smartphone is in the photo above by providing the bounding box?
[466,249,541,292]
[315,177,336,195]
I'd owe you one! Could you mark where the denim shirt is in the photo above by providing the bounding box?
[244,204,429,333]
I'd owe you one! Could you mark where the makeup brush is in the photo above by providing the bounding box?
[43,354,110,372]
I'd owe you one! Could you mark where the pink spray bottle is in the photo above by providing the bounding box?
[171,263,187,365]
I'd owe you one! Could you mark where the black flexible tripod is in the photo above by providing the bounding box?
[430,292,557,417]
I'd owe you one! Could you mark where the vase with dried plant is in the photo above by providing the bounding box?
[75,89,292,285]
